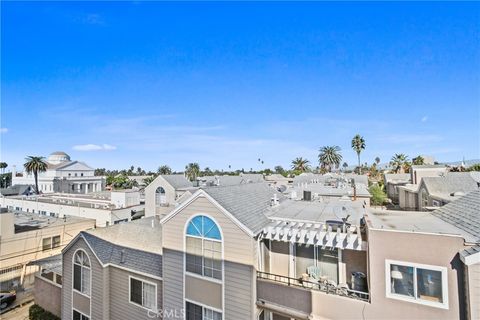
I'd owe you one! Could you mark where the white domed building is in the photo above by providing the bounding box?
[11,151,105,194]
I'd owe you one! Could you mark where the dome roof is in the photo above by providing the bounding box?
[47,151,71,165]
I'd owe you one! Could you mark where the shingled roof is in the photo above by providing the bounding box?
[161,174,193,189]
[421,172,479,201]
[430,189,480,243]
[202,183,281,234]
[81,232,162,278]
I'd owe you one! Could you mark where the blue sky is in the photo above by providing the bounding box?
[2,1,479,171]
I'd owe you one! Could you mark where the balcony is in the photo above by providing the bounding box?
[257,271,369,302]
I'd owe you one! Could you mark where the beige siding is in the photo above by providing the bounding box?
[163,248,184,316]
[162,195,257,319]
[144,176,176,217]
[163,196,256,266]
[62,237,105,320]
[109,266,163,320]
[185,274,222,310]
[224,261,255,319]
[467,263,480,320]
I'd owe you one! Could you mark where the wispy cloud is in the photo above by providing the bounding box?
[83,13,105,25]
[421,116,428,122]
[0,128,8,133]
[72,144,117,151]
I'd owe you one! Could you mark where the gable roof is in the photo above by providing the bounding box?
[81,232,162,278]
[421,172,479,200]
[48,160,94,171]
[0,184,33,196]
[201,183,280,234]
[430,189,480,243]
[161,174,192,189]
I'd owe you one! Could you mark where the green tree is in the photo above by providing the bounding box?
[351,134,366,173]
[318,146,343,172]
[390,154,410,173]
[143,176,156,186]
[467,163,480,172]
[24,156,48,194]
[274,165,285,175]
[369,184,387,206]
[291,157,310,172]
[412,155,425,165]
[375,157,380,165]
[0,162,7,174]
[185,163,200,181]
[342,162,349,171]
[157,165,172,175]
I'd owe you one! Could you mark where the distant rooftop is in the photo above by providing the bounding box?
[266,198,366,226]
[5,209,94,233]
[367,199,479,243]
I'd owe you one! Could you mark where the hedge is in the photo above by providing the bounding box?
[29,304,60,320]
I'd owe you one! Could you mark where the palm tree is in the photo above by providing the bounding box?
[351,134,366,173]
[157,165,172,175]
[390,154,409,173]
[342,162,348,171]
[318,146,343,172]
[143,176,156,186]
[24,156,48,194]
[0,162,7,174]
[412,155,425,165]
[291,157,310,172]
[185,163,200,181]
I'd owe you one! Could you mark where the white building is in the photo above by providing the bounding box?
[12,151,105,194]
[1,190,144,227]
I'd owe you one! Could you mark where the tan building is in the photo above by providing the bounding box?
[0,207,95,291]
[53,184,478,320]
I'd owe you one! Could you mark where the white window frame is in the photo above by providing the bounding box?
[385,259,448,309]
[72,308,89,320]
[185,234,223,281]
[185,299,223,320]
[128,275,158,312]
[72,249,91,298]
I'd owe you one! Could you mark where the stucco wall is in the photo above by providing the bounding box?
[34,275,62,317]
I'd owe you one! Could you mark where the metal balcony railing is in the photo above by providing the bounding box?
[257,271,369,302]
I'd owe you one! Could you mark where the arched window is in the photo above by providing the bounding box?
[73,250,91,296]
[155,187,166,206]
[185,215,222,280]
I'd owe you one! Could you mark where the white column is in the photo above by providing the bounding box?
[338,249,346,285]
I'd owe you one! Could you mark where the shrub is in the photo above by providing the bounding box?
[29,304,60,320]
[369,184,387,206]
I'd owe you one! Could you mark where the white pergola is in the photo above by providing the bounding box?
[259,219,366,251]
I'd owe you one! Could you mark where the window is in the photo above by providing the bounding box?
[73,250,91,296]
[81,173,84,177]
[155,187,167,206]
[386,260,448,309]
[52,236,61,248]
[42,238,52,251]
[294,244,338,282]
[129,277,157,310]
[185,215,222,280]
[186,301,221,320]
[73,309,89,320]
[42,236,60,251]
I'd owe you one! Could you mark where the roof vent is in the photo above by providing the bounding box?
[120,249,126,263]
[270,194,279,206]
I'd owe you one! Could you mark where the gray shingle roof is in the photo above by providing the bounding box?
[460,245,480,259]
[430,189,480,243]
[422,173,479,200]
[162,174,192,189]
[82,232,162,278]
[384,173,411,184]
[202,183,281,234]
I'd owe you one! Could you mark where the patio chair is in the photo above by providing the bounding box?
[307,266,321,280]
